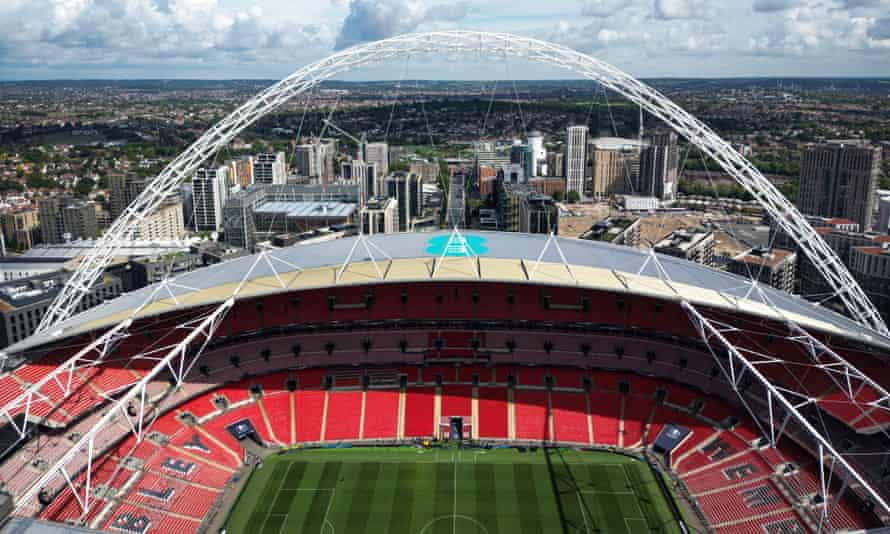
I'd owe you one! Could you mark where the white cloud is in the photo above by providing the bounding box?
[752,0,805,12]
[652,0,711,20]
[0,0,333,72]
[581,0,634,17]
[334,0,470,49]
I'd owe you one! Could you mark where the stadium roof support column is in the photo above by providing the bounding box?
[14,298,234,516]
[0,319,133,457]
[682,301,890,520]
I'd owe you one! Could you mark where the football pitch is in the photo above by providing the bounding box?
[223,446,685,534]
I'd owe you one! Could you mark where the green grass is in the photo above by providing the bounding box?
[223,446,685,534]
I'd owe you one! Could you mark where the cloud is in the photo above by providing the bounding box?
[746,4,890,55]
[652,0,711,20]
[334,0,469,49]
[0,0,334,73]
[870,17,890,39]
[752,0,805,12]
[580,0,634,17]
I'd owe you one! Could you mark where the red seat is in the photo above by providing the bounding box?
[440,385,472,418]
[294,390,325,442]
[477,387,508,439]
[589,391,620,446]
[551,391,589,444]
[514,390,549,441]
[261,392,293,444]
[324,391,362,441]
[362,389,399,439]
[404,387,435,438]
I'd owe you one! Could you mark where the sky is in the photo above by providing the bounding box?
[1,0,889,80]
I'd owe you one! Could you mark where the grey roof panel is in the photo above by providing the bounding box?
[8,231,888,354]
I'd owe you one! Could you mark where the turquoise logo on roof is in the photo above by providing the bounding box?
[426,234,488,257]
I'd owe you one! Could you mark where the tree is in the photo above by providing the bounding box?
[552,190,564,202]
[880,161,890,191]
[566,190,581,204]
[74,177,95,197]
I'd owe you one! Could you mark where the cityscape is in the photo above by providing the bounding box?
[0,2,888,534]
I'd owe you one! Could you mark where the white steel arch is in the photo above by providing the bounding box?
[34,30,888,336]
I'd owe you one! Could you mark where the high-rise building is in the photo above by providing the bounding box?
[1,208,39,250]
[798,141,880,230]
[527,131,548,177]
[386,173,422,232]
[447,172,466,229]
[364,142,389,177]
[38,197,99,244]
[193,167,230,232]
[639,132,679,201]
[360,197,398,235]
[565,126,588,196]
[409,161,439,184]
[727,248,797,294]
[546,151,565,178]
[586,137,641,198]
[135,201,185,241]
[252,152,287,185]
[109,172,146,219]
[346,160,379,203]
[227,157,253,188]
[496,180,558,234]
[293,145,317,178]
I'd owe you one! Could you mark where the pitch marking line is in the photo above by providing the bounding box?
[575,491,592,534]
[258,461,295,534]
[624,517,649,534]
[621,465,646,521]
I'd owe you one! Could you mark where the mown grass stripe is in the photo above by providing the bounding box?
[474,462,499,534]
[514,464,543,534]
[391,462,419,531]
[247,462,288,533]
[298,461,341,533]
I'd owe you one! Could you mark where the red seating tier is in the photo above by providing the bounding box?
[404,387,435,438]
[589,391,620,446]
[362,389,399,439]
[514,390,549,441]
[440,385,472,417]
[294,390,325,442]
[324,391,362,441]
[477,387,508,439]
[551,391,589,444]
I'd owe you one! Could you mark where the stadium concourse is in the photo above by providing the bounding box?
[0,231,888,533]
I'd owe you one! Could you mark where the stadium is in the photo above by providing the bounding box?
[0,31,888,534]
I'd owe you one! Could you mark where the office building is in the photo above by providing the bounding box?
[360,197,398,235]
[510,141,533,178]
[654,229,715,266]
[876,196,890,234]
[344,160,379,202]
[797,141,881,230]
[252,152,287,185]
[193,166,230,232]
[409,161,439,184]
[639,132,679,201]
[565,126,588,196]
[728,248,797,293]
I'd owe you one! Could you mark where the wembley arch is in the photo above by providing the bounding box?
[34,30,889,337]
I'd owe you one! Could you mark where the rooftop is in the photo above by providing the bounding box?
[253,200,356,219]
[7,231,889,355]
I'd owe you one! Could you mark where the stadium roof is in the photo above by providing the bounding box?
[254,200,356,219]
[7,231,890,354]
